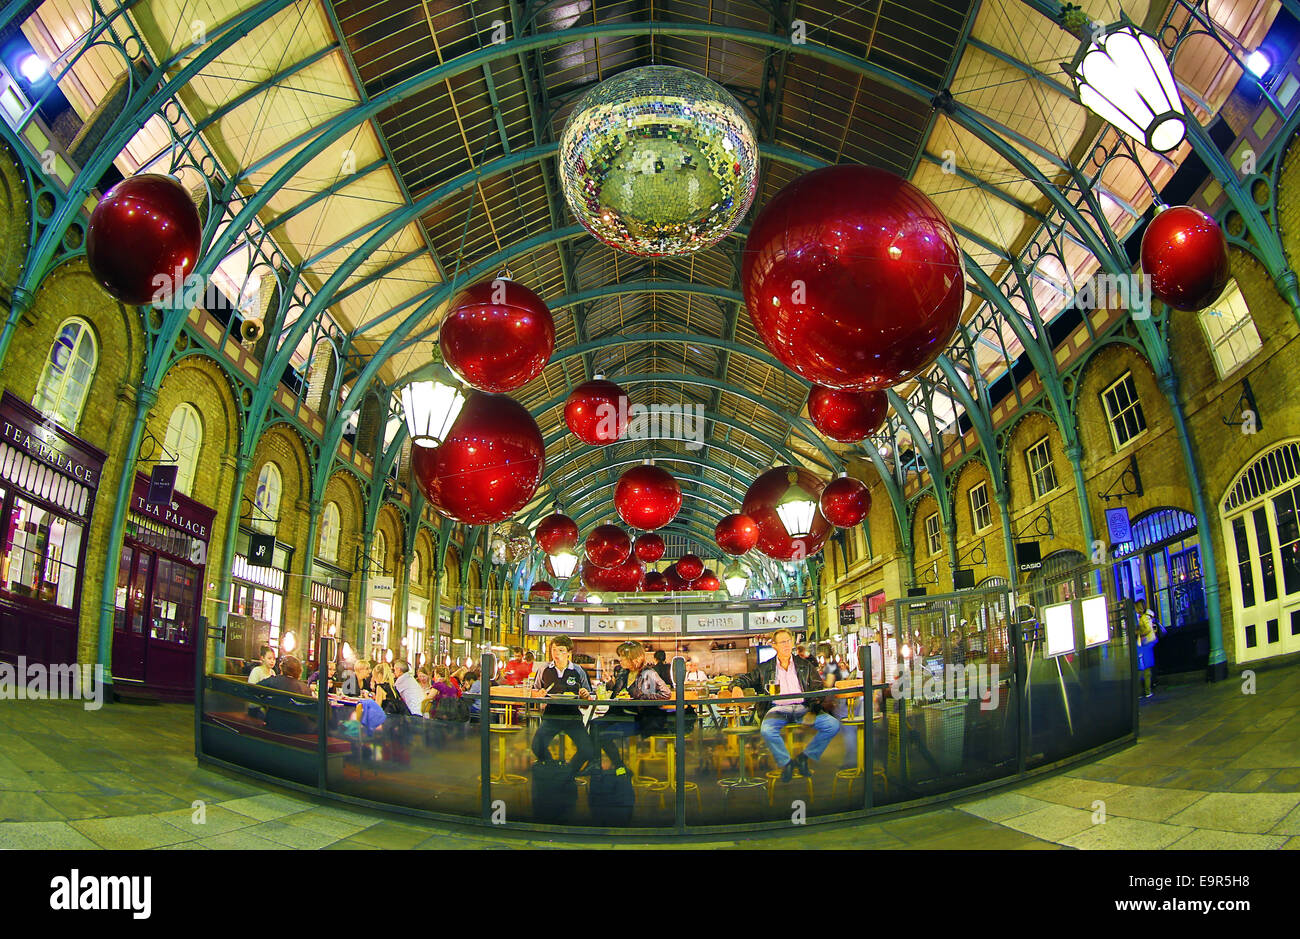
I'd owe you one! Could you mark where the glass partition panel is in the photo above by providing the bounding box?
[201,671,323,788]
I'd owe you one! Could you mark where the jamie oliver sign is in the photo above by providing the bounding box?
[747,607,806,632]
[526,612,586,635]
[686,611,745,634]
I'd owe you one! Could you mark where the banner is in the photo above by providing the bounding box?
[589,613,648,635]
[747,607,805,632]
[526,612,586,635]
[686,611,745,633]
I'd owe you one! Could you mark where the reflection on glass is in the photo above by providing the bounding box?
[1,497,82,608]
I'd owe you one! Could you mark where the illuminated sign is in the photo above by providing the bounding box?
[747,608,806,632]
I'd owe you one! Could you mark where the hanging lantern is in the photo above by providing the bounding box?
[565,375,629,445]
[439,277,555,392]
[742,465,832,561]
[723,561,749,598]
[820,474,872,528]
[585,524,632,569]
[808,386,888,443]
[743,165,963,391]
[1140,205,1230,311]
[536,513,580,555]
[676,554,704,581]
[774,471,818,538]
[548,551,579,580]
[614,463,682,530]
[1064,16,1186,153]
[400,353,467,448]
[634,532,666,563]
[86,174,202,305]
[715,513,759,555]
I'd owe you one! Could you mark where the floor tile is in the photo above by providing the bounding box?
[69,815,196,849]
[1165,792,1300,834]
[0,791,66,822]
[154,804,259,837]
[220,793,316,821]
[955,792,1049,822]
[242,820,339,849]
[1096,786,1209,823]
[0,820,100,849]
[1014,776,1130,809]
[1062,816,1193,850]
[1165,829,1289,850]
[278,810,372,840]
[346,821,440,849]
[1000,804,1097,841]
[197,830,292,850]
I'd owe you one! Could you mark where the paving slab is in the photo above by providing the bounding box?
[1165,792,1300,834]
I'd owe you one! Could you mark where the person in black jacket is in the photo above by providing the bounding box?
[529,635,594,777]
[651,649,673,688]
[729,628,840,783]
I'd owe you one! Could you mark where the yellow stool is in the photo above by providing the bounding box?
[718,725,766,793]
[479,724,527,790]
[831,718,889,800]
[641,735,702,811]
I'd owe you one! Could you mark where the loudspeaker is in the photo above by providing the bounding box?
[239,317,264,343]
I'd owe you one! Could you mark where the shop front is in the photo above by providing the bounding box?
[227,531,292,670]
[111,473,215,694]
[0,391,105,667]
[308,570,347,667]
[406,594,428,667]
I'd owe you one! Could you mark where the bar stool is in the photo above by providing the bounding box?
[641,733,702,811]
[831,716,889,801]
[480,723,528,791]
[718,725,766,794]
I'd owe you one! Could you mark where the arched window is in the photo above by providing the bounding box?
[409,550,421,585]
[32,318,98,430]
[252,463,282,536]
[162,404,203,497]
[372,530,387,574]
[318,502,340,563]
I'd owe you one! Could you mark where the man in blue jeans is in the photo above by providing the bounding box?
[729,628,841,782]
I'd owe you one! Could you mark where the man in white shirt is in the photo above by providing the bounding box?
[247,646,277,685]
[392,660,426,717]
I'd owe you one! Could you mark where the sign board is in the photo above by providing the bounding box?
[526,612,585,635]
[838,605,858,626]
[686,610,746,634]
[370,576,395,600]
[1105,507,1133,545]
[747,607,805,632]
[247,533,275,568]
[1082,595,1110,647]
[589,613,648,635]
[953,568,975,589]
[651,614,681,633]
[1015,541,1042,572]
[1043,600,1076,657]
[146,463,178,507]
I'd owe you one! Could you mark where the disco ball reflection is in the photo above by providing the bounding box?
[558,65,758,256]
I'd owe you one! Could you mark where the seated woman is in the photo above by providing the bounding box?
[589,640,671,774]
[371,662,402,716]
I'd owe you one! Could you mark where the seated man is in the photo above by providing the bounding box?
[730,628,841,782]
[257,655,315,734]
[500,647,532,686]
[529,635,594,776]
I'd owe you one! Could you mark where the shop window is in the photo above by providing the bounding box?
[924,512,942,556]
[410,550,421,585]
[32,318,97,431]
[318,501,340,563]
[252,463,281,535]
[1,497,82,608]
[372,530,387,574]
[1198,280,1262,379]
[1026,436,1058,499]
[162,403,203,497]
[1101,372,1147,451]
[969,482,992,532]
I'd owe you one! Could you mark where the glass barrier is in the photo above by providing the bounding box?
[200,671,324,788]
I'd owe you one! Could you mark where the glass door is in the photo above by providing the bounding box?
[1270,484,1300,655]
[111,547,150,681]
[1225,495,1299,662]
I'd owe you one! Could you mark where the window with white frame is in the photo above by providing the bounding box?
[318,501,340,563]
[162,403,203,497]
[1101,372,1148,450]
[252,463,282,535]
[969,482,992,532]
[925,512,942,556]
[32,318,98,431]
[372,530,387,575]
[1198,279,1262,379]
[409,550,421,585]
[1026,437,1058,499]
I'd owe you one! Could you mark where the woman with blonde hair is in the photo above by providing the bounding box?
[371,661,400,714]
[589,640,671,773]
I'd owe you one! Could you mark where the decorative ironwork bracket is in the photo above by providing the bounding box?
[958,538,987,568]
[1015,504,1054,539]
[136,429,179,465]
[1221,378,1261,431]
[1098,454,1144,503]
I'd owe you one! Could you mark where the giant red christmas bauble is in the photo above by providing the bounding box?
[742,465,832,561]
[565,377,628,445]
[634,532,665,563]
[808,386,888,443]
[614,464,682,530]
[643,571,669,592]
[1140,205,1230,312]
[585,524,631,568]
[695,570,722,592]
[676,554,704,581]
[536,513,580,555]
[715,513,759,555]
[86,174,202,306]
[411,391,545,525]
[529,581,555,600]
[820,475,872,528]
[743,165,964,391]
[663,564,691,592]
[438,278,554,392]
[582,556,643,593]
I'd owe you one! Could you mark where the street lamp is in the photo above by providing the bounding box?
[723,561,749,598]
[1063,16,1186,153]
[775,470,818,538]
[399,354,466,448]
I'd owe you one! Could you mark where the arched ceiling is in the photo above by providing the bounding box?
[19,0,1274,555]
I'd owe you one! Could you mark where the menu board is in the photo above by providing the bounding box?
[1081,595,1110,647]
[526,612,586,635]
[747,607,805,632]
[589,614,648,635]
[1043,601,1076,658]
[651,614,681,633]
[686,611,745,634]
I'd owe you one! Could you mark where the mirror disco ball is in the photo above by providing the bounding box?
[559,65,758,256]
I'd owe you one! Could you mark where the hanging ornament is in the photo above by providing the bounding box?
[86,174,202,305]
[676,554,704,581]
[565,376,629,445]
[820,475,872,528]
[714,513,759,555]
[614,463,682,530]
[411,391,545,525]
[536,513,580,555]
[808,386,888,443]
[582,555,644,593]
[695,570,722,592]
[742,465,832,561]
[585,523,632,569]
[529,581,555,600]
[643,570,669,592]
[438,278,555,392]
[1140,205,1230,312]
[663,564,691,592]
[743,165,964,391]
[634,532,666,563]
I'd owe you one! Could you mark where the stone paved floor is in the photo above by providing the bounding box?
[0,663,1296,849]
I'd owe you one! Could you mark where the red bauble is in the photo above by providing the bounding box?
[565,377,629,445]
[808,386,888,443]
[438,278,555,392]
[86,174,202,305]
[1140,205,1230,312]
[676,554,704,581]
[743,165,963,391]
[411,392,544,525]
[742,465,832,561]
[643,571,669,592]
[582,556,643,593]
[614,464,682,530]
[820,475,872,528]
[695,571,722,592]
[663,564,691,592]
[529,581,555,600]
[536,513,580,555]
[634,532,666,563]
[715,513,759,555]
[585,524,631,569]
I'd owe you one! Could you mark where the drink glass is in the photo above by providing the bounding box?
[767,681,779,697]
